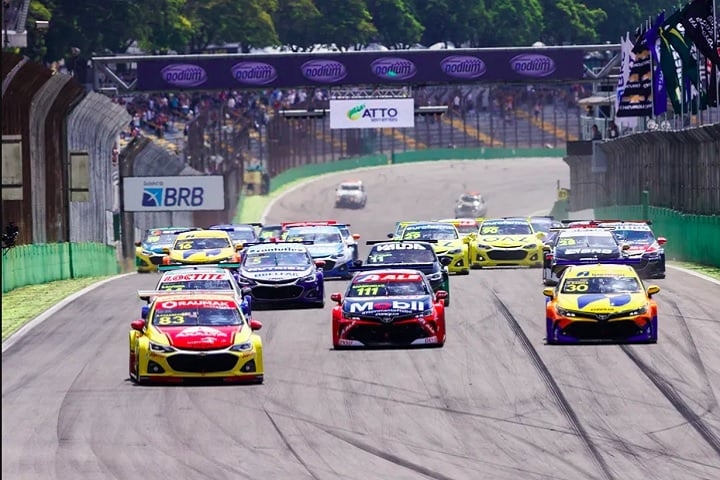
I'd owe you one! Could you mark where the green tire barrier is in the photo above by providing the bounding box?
[235,147,566,223]
[2,242,120,293]
[595,205,720,267]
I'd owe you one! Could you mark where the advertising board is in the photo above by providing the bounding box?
[330,98,415,129]
[123,176,225,211]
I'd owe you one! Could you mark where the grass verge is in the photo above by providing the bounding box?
[668,261,720,281]
[235,177,321,223]
[2,276,113,342]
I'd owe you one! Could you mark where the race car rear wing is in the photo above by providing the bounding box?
[241,240,314,248]
[348,262,439,274]
[365,239,438,245]
[281,220,338,228]
[137,289,238,301]
[158,263,240,271]
[560,219,653,227]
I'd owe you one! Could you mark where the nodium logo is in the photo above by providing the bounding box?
[160,64,208,87]
[371,57,417,80]
[441,55,487,79]
[231,61,278,85]
[301,59,347,83]
[509,54,557,77]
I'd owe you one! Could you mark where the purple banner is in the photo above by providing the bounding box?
[136,49,585,91]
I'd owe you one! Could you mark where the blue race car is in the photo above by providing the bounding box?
[235,242,326,309]
[599,221,666,279]
[283,225,356,279]
[208,223,262,249]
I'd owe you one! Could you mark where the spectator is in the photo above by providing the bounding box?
[607,121,619,139]
[591,124,603,140]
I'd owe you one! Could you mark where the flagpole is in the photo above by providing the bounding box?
[714,0,718,123]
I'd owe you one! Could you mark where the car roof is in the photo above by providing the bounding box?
[176,230,232,240]
[352,269,426,283]
[160,268,233,277]
[245,243,308,253]
[151,292,238,303]
[147,227,199,234]
[564,264,637,277]
[286,225,341,234]
[209,224,256,231]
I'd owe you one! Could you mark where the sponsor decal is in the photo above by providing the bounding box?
[301,59,347,83]
[163,273,227,282]
[159,299,236,309]
[440,55,487,79]
[231,61,278,85]
[577,294,632,309]
[176,326,227,338]
[142,182,206,208]
[370,57,417,80]
[160,64,208,87]
[374,243,428,252]
[345,104,399,123]
[509,54,557,77]
[356,273,422,283]
[562,248,614,255]
[348,300,428,313]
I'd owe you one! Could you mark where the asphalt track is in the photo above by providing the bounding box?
[3,158,720,480]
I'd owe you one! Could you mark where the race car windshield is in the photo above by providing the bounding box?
[367,247,435,264]
[529,220,552,233]
[561,276,642,294]
[259,227,282,239]
[287,230,342,244]
[225,230,257,243]
[174,238,231,249]
[348,281,427,297]
[244,251,310,267]
[480,223,533,235]
[459,194,479,203]
[144,233,179,245]
[340,184,361,191]
[152,307,243,326]
[403,226,457,240]
[557,234,618,248]
[159,280,234,291]
[613,229,654,244]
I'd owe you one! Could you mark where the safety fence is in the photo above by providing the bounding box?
[594,205,720,268]
[2,243,120,293]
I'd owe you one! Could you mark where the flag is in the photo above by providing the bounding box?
[617,25,654,117]
[615,33,634,115]
[661,10,703,113]
[658,30,684,113]
[680,0,720,69]
[646,12,668,115]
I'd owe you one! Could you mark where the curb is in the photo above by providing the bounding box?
[2,272,137,353]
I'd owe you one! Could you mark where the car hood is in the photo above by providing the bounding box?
[343,295,433,317]
[169,248,235,263]
[307,244,344,258]
[557,293,647,314]
[624,243,659,256]
[157,325,243,350]
[477,235,538,247]
[338,191,362,197]
[432,240,463,253]
[141,242,172,254]
[241,265,313,281]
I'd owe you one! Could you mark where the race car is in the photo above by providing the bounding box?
[436,218,480,238]
[388,220,422,240]
[128,291,264,384]
[472,218,544,268]
[139,265,253,318]
[356,240,452,305]
[396,222,471,275]
[235,242,325,308]
[283,224,356,278]
[330,269,448,348]
[336,224,361,261]
[162,229,242,266]
[134,227,200,272]
[522,216,564,242]
[208,223,262,249]
[335,180,367,209]
[454,192,487,218]
[599,221,666,279]
[544,263,660,344]
[542,227,637,286]
[258,224,283,242]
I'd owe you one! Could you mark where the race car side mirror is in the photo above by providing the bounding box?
[249,320,263,331]
[543,245,552,252]
[435,290,448,300]
[542,288,555,298]
[387,233,394,238]
[462,236,470,244]
[621,243,631,250]
[439,257,452,266]
[646,285,660,297]
[352,260,363,267]
[314,260,326,268]
[141,305,150,319]
[657,237,667,245]
[536,232,546,240]
[134,241,142,247]
[162,247,170,254]
[131,320,145,332]
[235,243,244,250]
[352,233,361,240]
[330,293,342,303]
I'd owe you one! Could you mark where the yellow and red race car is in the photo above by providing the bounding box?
[129,291,264,384]
[162,230,242,266]
[543,263,660,344]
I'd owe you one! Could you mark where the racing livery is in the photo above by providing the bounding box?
[335,180,367,209]
[437,218,480,238]
[454,192,487,218]
[544,264,660,344]
[543,228,636,285]
[128,291,264,384]
[259,224,283,242]
[135,227,200,272]
[283,224,356,278]
[163,230,242,266]
[331,270,448,348]
[600,221,666,279]
[235,242,325,308]
[356,240,452,305]
[473,218,544,268]
[397,222,470,275]
[208,223,262,249]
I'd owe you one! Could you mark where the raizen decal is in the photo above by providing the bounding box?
[440,55,487,79]
[370,57,417,80]
[231,61,278,85]
[142,181,205,208]
[509,54,557,77]
[301,59,347,83]
[160,64,208,87]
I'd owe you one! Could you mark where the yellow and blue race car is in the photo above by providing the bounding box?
[543,263,660,344]
[135,227,200,272]
[162,230,242,266]
[396,222,471,275]
[472,218,544,268]
[129,291,264,384]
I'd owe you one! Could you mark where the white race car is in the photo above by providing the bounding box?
[335,180,367,209]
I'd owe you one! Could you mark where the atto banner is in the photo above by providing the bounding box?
[123,175,225,211]
[330,98,414,129]
[136,49,585,91]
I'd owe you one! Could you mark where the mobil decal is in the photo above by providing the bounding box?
[356,273,422,282]
[348,300,428,313]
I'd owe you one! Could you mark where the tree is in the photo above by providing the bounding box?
[23,0,52,63]
[366,0,423,46]
[136,0,193,54]
[487,0,544,47]
[411,0,491,47]
[273,0,323,48]
[312,0,377,46]
[539,0,606,45]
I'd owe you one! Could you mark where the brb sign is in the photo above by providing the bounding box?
[123,175,225,211]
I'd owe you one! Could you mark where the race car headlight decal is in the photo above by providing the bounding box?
[523,244,538,249]
[142,249,155,255]
[476,244,492,249]
[427,272,442,281]
[448,248,462,255]
[230,342,253,352]
[236,276,256,286]
[556,307,577,318]
[624,305,648,316]
[300,274,316,282]
[149,342,176,353]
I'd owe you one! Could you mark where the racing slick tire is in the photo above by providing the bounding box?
[313,300,325,309]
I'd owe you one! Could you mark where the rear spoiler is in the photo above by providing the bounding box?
[560,219,653,226]
[366,239,437,245]
[349,262,438,273]
[242,241,314,247]
[137,289,237,301]
[158,263,240,271]
[281,220,338,228]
